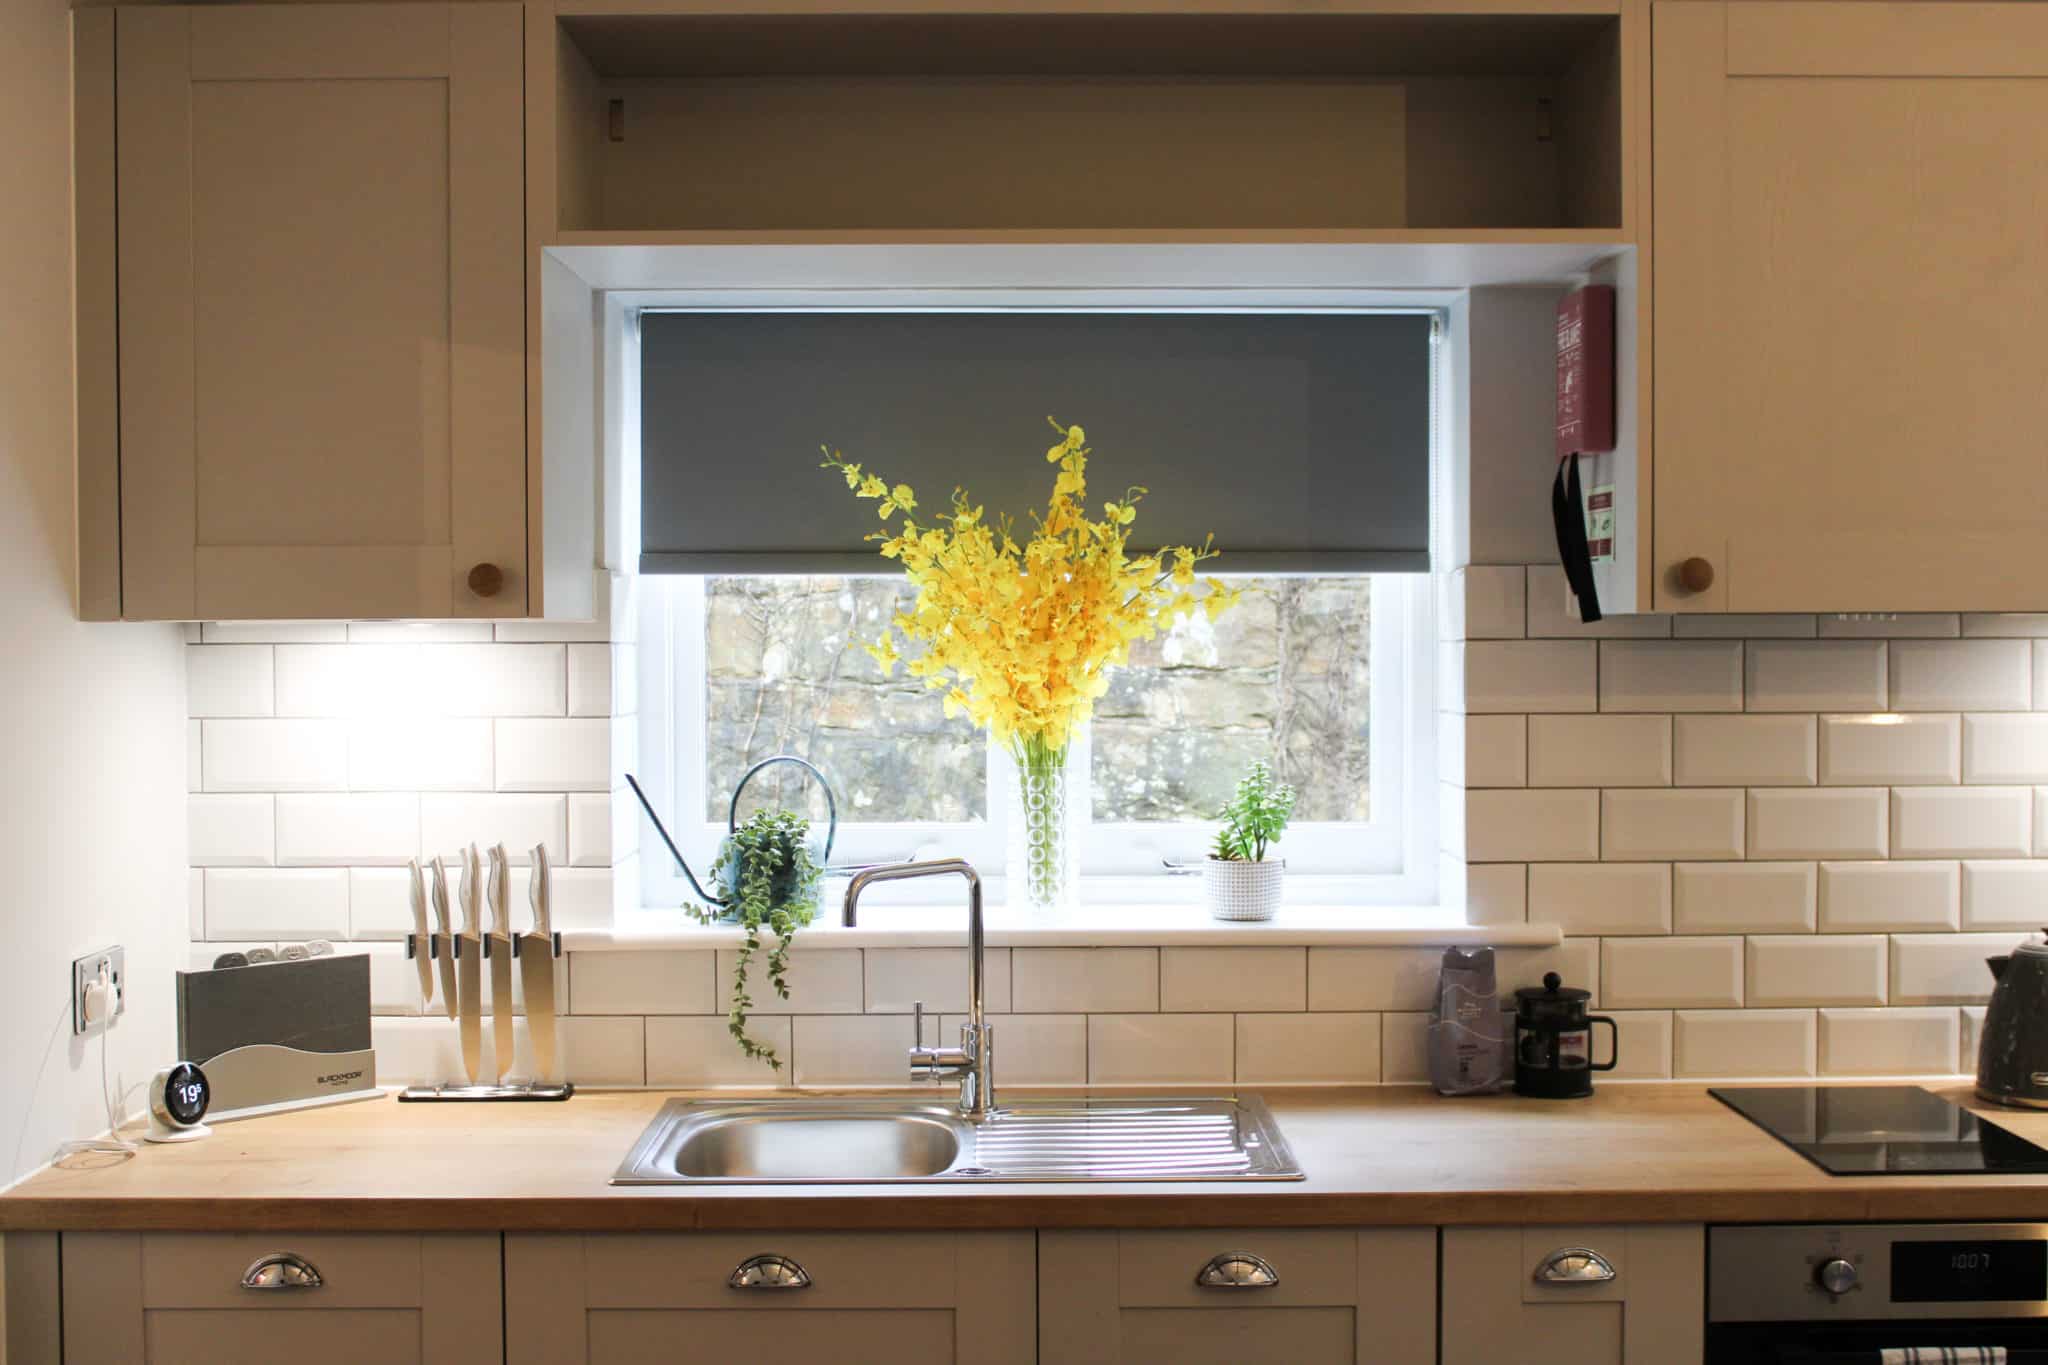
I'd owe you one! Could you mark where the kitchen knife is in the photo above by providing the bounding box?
[520,843,558,1083]
[486,844,516,1084]
[407,859,436,1009]
[456,844,483,1084]
[430,856,458,1022]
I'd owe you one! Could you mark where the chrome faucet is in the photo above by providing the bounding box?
[841,859,996,1119]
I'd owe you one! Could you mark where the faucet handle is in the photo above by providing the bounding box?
[912,1000,927,1049]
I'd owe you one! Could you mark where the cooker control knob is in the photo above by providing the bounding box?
[1814,1258,1858,1296]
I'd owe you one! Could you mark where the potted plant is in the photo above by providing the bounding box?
[685,807,822,1070]
[1205,760,1297,922]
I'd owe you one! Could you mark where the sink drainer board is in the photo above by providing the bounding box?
[612,1095,1304,1185]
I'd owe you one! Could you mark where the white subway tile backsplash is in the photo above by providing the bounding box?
[1605,1011,1674,1079]
[1673,715,1816,787]
[1464,789,1600,862]
[419,794,567,865]
[1819,1007,1961,1076]
[1963,714,2048,784]
[1455,565,1526,639]
[1462,641,1597,713]
[866,948,1014,1014]
[1527,715,1671,787]
[1601,641,1743,712]
[1603,789,1744,861]
[1889,933,2027,1005]
[1745,641,1887,713]
[718,947,864,1015]
[1890,640,2031,712]
[1464,862,1529,925]
[203,868,349,940]
[647,1015,786,1087]
[277,642,568,718]
[1012,948,1158,1013]
[1818,861,1960,933]
[1674,1010,1816,1078]
[275,793,419,866]
[1308,947,1441,1012]
[1454,715,1526,787]
[188,869,205,939]
[188,794,274,867]
[1235,1013,1380,1085]
[791,1014,915,1086]
[348,718,494,791]
[1601,937,1743,1008]
[201,719,347,791]
[1745,935,1887,1007]
[1891,786,2032,859]
[346,867,412,939]
[567,643,613,717]
[1962,860,2048,931]
[1160,948,1306,1013]
[1088,1014,1234,1085]
[496,718,610,792]
[942,1013,1089,1086]
[1820,614,1959,639]
[188,719,202,791]
[1747,788,1888,861]
[1527,863,1672,935]
[1674,862,1817,934]
[1673,615,1815,639]
[1964,615,2048,638]
[1380,1012,1431,1084]
[186,645,274,717]
[201,622,346,644]
[567,793,612,867]
[1819,714,1960,786]
[1525,566,1670,639]
[569,950,717,1015]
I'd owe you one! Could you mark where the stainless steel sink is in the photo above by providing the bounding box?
[614,1095,1303,1185]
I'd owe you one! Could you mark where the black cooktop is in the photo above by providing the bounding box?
[1712,1085,2048,1176]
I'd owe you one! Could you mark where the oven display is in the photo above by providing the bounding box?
[1892,1240,2048,1303]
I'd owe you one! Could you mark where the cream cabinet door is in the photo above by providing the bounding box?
[1441,1225,1703,1365]
[1653,2,2048,612]
[58,1232,502,1365]
[506,1231,1035,1365]
[1037,1228,1436,1365]
[113,3,526,620]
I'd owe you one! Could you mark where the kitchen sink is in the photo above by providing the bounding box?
[614,1095,1303,1184]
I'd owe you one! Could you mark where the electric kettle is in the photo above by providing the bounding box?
[1976,933,2048,1108]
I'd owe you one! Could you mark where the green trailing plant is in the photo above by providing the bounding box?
[1210,760,1298,863]
[686,808,823,1069]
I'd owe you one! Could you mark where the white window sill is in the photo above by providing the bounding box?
[568,904,1562,951]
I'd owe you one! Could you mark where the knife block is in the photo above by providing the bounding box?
[397,930,574,1102]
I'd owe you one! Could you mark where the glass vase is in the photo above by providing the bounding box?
[1000,731,1081,917]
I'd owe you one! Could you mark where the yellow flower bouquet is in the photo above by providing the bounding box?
[824,418,1236,912]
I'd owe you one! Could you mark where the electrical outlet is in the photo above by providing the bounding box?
[72,946,126,1037]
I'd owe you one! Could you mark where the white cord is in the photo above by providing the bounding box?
[54,990,138,1164]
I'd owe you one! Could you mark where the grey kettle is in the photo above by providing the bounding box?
[1976,934,2048,1108]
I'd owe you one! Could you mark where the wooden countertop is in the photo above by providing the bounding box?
[7,1083,2048,1233]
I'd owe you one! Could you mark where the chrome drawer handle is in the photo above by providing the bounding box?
[1534,1247,1616,1284]
[1196,1251,1280,1289]
[241,1252,324,1291]
[729,1254,812,1290]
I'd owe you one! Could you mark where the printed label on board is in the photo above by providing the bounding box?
[1586,484,1615,564]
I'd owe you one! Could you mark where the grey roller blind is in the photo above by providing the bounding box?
[639,311,1432,575]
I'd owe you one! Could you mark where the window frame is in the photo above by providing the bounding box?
[628,293,1444,914]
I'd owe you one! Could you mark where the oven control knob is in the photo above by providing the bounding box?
[1814,1258,1858,1296]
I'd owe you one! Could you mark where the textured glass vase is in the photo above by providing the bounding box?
[1000,732,1080,917]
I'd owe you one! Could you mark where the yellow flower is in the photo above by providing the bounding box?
[865,634,900,675]
[891,484,916,512]
[857,474,887,499]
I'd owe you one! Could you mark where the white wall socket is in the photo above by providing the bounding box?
[72,945,126,1037]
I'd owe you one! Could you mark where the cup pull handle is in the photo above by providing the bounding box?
[1196,1252,1280,1289]
[1534,1247,1616,1284]
[241,1252,324,1291]
[1589,1015,1620,1072]
[729,1254,812,1290]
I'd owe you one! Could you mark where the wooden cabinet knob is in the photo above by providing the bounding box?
[1677,557,1715,594]
[466,563,505,598]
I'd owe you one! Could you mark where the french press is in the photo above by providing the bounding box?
[1512,972,1617,1099]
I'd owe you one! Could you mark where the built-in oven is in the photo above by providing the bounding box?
[1709,1224,2048,1363]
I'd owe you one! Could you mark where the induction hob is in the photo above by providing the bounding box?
[1712,1085,2048,1176]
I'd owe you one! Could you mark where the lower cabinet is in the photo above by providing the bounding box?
[1440,1224,1705,1365]
[504,1231,1035,1365]
[1037,1228,1436,1365]
[57,1231,502,1365]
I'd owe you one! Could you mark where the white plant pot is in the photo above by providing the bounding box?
[1203,857,1284,922]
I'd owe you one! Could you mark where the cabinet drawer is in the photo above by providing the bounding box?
[589,1308,955,1364]
[1521,1225,1628,1305]
[1116,1229,1360,1307]
[142,1233,423,1310]
[145,1308,423,1365]
[583,1232,961,1311]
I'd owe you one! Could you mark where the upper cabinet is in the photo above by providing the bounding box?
[1652,1,2048,612]
[78,4,532,620]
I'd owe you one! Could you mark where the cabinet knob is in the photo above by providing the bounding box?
[1677,557,1715,594]
[241,1251,323,1291]
[1196,1251,1281,1289]
[466,563,505,598]
[1533,1246,1616,1285]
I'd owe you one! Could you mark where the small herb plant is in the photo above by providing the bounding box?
[1210,760,1298,863]
[686,807,823,1070]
